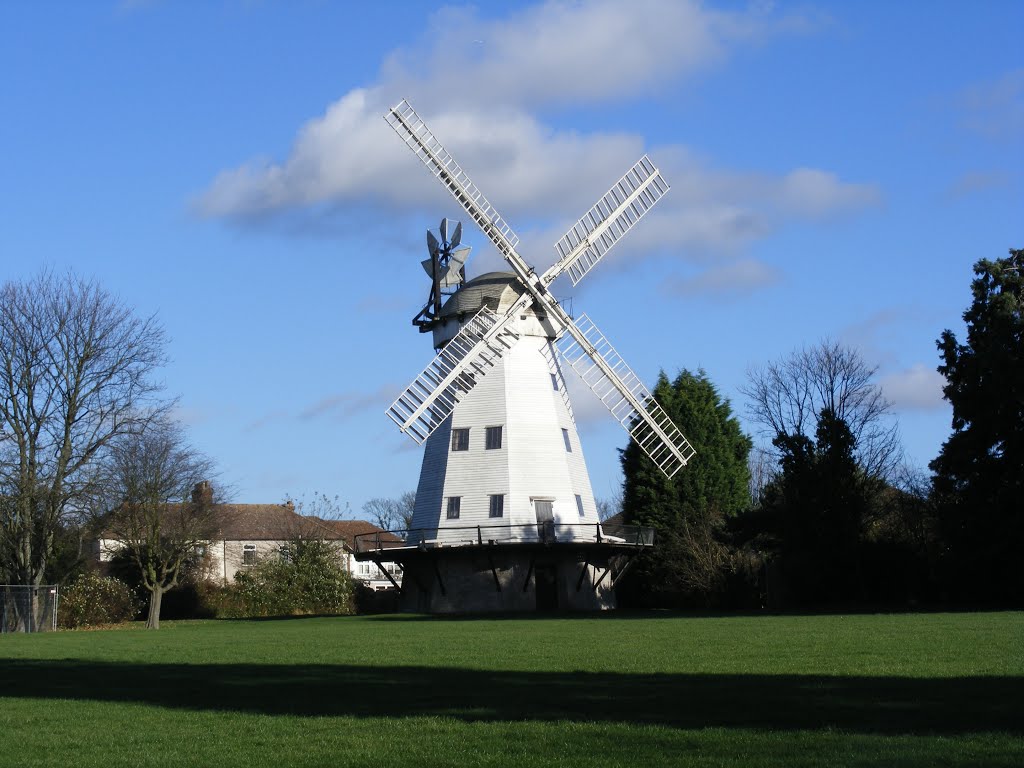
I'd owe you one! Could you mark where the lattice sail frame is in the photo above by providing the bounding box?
[385,101,520,259]
[547,156,669,287]
[386,307,520,443]
[556,314,695,477]
[384,99,696,477]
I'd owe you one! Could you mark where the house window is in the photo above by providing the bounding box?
[562,428,572,452]
[489,494,504,518]
[551,373,559,391]
[451,428,469,452]
[242,544,257,566]
[446,497,461,519]
[485,426,503,450]
[575,494,585,517]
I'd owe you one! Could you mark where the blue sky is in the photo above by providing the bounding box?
[2,1,1021,511]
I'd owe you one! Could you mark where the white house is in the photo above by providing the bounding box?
[93,483,403,591]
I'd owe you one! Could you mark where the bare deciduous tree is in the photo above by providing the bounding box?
[741,340,901,481]
[362,492,415,535]
[595,490,623,522]
[0,272,168,587]
[100,419,216,629]
[747,446,777,506]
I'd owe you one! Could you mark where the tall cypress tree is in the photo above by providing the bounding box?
[931,248,1023,603]
[621,369,751,607]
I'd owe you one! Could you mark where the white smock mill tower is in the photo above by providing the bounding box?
[353,100,697,612]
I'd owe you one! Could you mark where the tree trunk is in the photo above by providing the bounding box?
[146,587,163,629]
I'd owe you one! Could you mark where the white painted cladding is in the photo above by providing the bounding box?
[411,327,599,540]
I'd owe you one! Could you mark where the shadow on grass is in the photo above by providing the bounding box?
[1,659,1020,734]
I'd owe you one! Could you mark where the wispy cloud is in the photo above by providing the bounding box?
[956,67,1024,142]
[661,258,781,300]
[243,386,398,432]
[243,409,289,433]
[299,385,395,421]
[880,364,947,411]
[194,0,873,260]
[946,169,1013,200]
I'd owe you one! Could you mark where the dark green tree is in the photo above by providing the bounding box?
[621,370,751,607]
[930,248,1023,604]
[758,408,874,605]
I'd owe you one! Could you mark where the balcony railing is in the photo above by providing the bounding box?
[354,522,655,554]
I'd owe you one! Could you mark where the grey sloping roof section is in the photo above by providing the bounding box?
[439,271,525,318]
[102,504,400,547]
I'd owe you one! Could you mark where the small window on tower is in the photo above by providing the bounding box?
[562,428,572,452]
[451,428,469,452]
[551,373,559,391]
[489,494,504,518]
[446,497,461,519]
[575,494,585,517]
[485,426,503,450]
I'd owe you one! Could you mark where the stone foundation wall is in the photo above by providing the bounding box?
[397,549,618,613]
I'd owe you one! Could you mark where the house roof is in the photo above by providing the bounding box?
[101,501,398,549]
[210,505,400,547]
[313,518,403,545]
[602,512,625,527]
[211,504,306,540]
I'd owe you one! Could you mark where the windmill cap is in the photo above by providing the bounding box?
[439,271,528,318]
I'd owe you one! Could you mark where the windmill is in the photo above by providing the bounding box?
[354,100,696,612]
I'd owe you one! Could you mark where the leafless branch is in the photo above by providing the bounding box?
[741,339,901,481]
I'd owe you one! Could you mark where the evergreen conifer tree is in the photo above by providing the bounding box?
[621,370,751,607]
[931,248,1023,603]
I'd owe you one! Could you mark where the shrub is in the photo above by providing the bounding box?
[58,573,141,628]
[210,539,355,618]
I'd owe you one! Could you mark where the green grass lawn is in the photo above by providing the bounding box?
[1,612,1021,767]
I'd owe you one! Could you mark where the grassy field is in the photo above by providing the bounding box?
[1,611,1021,767]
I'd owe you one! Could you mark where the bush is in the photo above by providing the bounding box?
[354,583,400,614]
[209,539,355,618]
[58,573,141,628]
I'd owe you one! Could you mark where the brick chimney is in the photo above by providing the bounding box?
[192,481,214,505]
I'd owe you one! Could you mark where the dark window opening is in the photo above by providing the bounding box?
[575,494,585,517]
[562,428,572,452]
[451,428,469,452]
[489,494,504,518]
[446,497,461,519]
[485,426,503,450]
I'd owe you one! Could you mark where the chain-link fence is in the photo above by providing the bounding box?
[1,585,59,632]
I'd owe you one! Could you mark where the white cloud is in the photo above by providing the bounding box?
[957,68,1024,142]
[880,364,947,411]
[776,168,881,217]
[662,258,781,300]
[382,0,737,111]
[194,0,872,260]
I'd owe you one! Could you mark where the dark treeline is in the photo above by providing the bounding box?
[620,249,1023,611]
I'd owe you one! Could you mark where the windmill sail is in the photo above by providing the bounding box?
[547,156,669,286]
[385,100,521,259]
[556,313,695,477]
[387,307,522,443]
